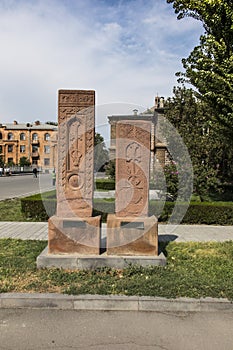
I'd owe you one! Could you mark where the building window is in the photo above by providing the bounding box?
[8,132,14,140]
[20,145,26,153]
[20,133,26,141]
[32,145,38,153]
[0,145,2,153]
[32,133,38,141]
[8,158,13,164]
[8,145,13,152]
[44,133,50,141]
[44,145,50,154]
[44,158,50,166]
[0,132,2,139]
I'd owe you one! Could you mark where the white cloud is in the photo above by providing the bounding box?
[0,0,204,128]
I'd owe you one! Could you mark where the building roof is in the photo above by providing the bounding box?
[0,123,58,131]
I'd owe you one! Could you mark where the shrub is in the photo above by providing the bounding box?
[21,193,56,221]
[182,202,233,225]
[149,201,233,225]
[105,159,115,180]
[95,178,115,191]
[93,199,115,222]
[21,191,233,225]
[21,195,114,222]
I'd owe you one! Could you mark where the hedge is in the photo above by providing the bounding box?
[21,193,56,221]
[149,201,233,225]
[21,195,115,222]
[182,202,233,225]
[95,179,115,191]
[21,194,233,225]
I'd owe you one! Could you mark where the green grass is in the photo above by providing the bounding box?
[0,199,27,221]
[1,238,233,300]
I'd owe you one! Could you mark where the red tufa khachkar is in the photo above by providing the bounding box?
[107,119,158,256]
[48,90,101,255]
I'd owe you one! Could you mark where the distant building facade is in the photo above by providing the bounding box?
[0,120,58,170]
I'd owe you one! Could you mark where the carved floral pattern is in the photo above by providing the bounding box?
[57,91,95,217]
[116,121,151,217]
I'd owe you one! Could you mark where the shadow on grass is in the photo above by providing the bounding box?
[158,234,178,257]
[100,234,177,257]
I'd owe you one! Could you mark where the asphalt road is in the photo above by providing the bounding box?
[1,309,233,350]
[0,174,54,200]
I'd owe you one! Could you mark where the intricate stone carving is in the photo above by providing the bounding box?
[107,119,158,257]
[115,121,151,217]
[59,91,95,106]
[56,90,95,218]
[48,89,101,256]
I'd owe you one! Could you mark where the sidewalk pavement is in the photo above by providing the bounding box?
[0,221,233,242]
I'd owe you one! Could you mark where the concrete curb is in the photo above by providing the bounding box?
[0,293,232,312]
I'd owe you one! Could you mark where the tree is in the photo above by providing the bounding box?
[46,121,58,126]
[0,155,4,167]
[164,86,231,199]
[7,160,15,167]
[94,133,109,172]
[105,159,115,180]
[167,0,233,138]
[19,157,31,167]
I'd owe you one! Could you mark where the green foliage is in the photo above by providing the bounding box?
[94,133,109,172]
[20,191,233,225]
[165,86,231,197]
[95,178,115,190]
[45,121,58,126]
[21,193,56,221]
[1,238,233,300]
[19,156,31,167]
[164,162,179,198]
[0,199,26,221]
[105,159,116,180]
[0,155,4,167]
[167,0,233,138]
[7,160,15,166]
[182,202,233,225]
[149,201,233,225]
[93,199,115,222]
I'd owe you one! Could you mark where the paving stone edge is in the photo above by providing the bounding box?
[0,293,232,312]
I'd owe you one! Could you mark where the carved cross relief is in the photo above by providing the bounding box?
[56,90,95,218]
[116,121,151,217]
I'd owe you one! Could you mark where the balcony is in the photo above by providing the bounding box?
[31,151,39,158]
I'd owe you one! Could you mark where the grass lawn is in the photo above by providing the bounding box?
[0,238,233,300]
[0,199,27,221]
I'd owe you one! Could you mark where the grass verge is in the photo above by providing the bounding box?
[0,238,233,300]
[0,199,27,221]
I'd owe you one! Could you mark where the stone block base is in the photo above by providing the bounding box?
[37,247,166,270]
[48,215,101,255]
[107,214,158,256]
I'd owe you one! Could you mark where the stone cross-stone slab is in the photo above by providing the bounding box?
[48,89,101,255]
[56,89,95,218]
[107,119,158,256]
[115,120,151,217]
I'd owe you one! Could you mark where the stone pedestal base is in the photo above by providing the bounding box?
[37,247,166,270]
[48,215,101,255]
[107,214,158,256]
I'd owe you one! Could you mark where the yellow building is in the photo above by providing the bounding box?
[0,120,57,171]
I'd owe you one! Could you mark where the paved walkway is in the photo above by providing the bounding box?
[0,221,233,242]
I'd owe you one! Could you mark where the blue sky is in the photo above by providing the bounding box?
[0,0,203,129]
